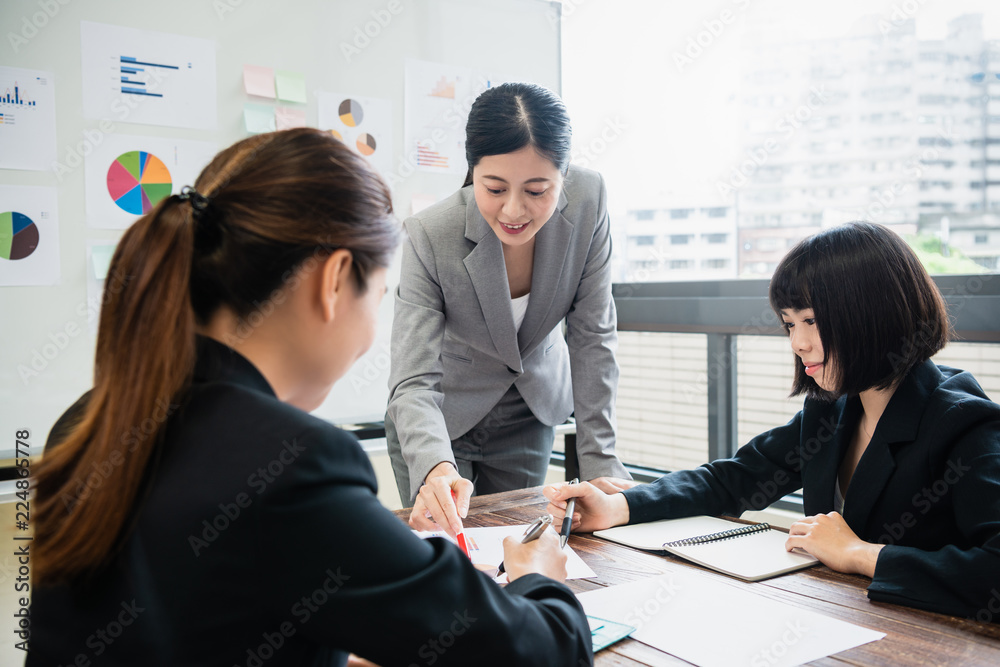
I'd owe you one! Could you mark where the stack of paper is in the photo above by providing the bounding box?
[577,571,884,667]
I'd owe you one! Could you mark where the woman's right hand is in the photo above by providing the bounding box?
[408,462,474,539]
[543,480,631,533]
[502,527,568,583]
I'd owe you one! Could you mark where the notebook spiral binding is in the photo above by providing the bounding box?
[663,522,771,548]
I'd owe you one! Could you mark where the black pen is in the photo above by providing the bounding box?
[497,515,551,575]
[560,478,579,548]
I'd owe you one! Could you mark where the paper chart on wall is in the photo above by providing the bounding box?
[0,67,57,171]
[86,240,120,335]
[0,185,59,286]
[84,133,217,229]
[317,92,393,179]
[404,59,511,176]
[414,524,597,583]
[80,21,217,130]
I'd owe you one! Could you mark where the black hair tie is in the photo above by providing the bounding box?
[177,186,212,216]
[177,186,224,252]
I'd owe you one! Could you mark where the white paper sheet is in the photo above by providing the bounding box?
[414,524,597,583]
[84,133,216,229]
[86,240,120,335]
[577,572,884,667]
[0,185,59,286]
[0,67,56,171]
[403,59,512,176]
[317,92,394,179]
[81,21,217,130]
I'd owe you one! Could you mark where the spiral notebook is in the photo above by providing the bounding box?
[593,516,818,582]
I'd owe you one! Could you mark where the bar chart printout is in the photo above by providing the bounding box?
[0,67,57,171]
[81,21,217,130]
[118,55,179,98]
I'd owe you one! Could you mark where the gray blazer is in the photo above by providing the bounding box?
[388,164,628,497]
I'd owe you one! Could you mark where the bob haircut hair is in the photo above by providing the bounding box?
[769,221,951,400]
[462,82,572,188]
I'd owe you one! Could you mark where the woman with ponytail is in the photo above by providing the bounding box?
[29,128,591,666]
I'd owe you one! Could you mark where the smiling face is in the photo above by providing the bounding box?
[780,308,838,393]
[472,145,563,247]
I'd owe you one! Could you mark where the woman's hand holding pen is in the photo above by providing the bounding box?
[543,481,631,533]
[408,462,474,539]
[502,528,568,583]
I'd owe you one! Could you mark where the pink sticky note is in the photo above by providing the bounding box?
[275,106,306,130]
[243,64,275,98]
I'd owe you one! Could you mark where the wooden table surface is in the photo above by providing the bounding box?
[394,487,1000,666]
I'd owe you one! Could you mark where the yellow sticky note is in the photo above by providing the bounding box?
[243,64,275,98]
[244,103,276,134]
[275,70,307,104]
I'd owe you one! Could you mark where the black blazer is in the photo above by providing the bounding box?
[28,338,592,666]
[623,360,1000,619]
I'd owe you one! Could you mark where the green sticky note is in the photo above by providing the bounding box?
[92,244,116,281]
[243,102,276,134]
[275,70,307,104]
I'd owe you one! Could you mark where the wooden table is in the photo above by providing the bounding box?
[394,487,1000,666]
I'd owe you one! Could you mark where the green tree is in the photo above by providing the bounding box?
[907,234,987,274]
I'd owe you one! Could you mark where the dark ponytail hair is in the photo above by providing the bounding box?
[462,82,572,187]
[34,128,398,584]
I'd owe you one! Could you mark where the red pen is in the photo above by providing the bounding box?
[452,490,470,558]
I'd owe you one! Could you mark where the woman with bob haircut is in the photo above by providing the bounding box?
[28,128,592,666]
[545,221,1000,619]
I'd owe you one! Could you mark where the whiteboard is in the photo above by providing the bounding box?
[0,0,561,443]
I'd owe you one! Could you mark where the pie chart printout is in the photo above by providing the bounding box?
[106,151,173,216]
[338,98,363,127]
[356,133,376,156]
[0,211,39,260]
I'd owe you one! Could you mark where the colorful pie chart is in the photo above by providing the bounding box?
[107,151,173,216]
[338,98,363,127]
[356,133,376,156]
[0,211,39,260]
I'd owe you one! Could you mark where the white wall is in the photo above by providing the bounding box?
[0,0,561,448]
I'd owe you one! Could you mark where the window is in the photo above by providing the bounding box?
[563,3,1000,283]
[633,235,656,246]
[670,259,693,270]
[704,233,728,244]
[755,238,784,252]
[703,258,730,269]
[975,234,989,245]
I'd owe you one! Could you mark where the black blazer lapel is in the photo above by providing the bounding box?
[802,396,857,516]
[841,365,931,532]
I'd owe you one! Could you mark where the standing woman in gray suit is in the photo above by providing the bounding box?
[387,82,634,536]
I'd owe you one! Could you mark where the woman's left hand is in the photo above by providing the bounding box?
[785,512,884,577]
